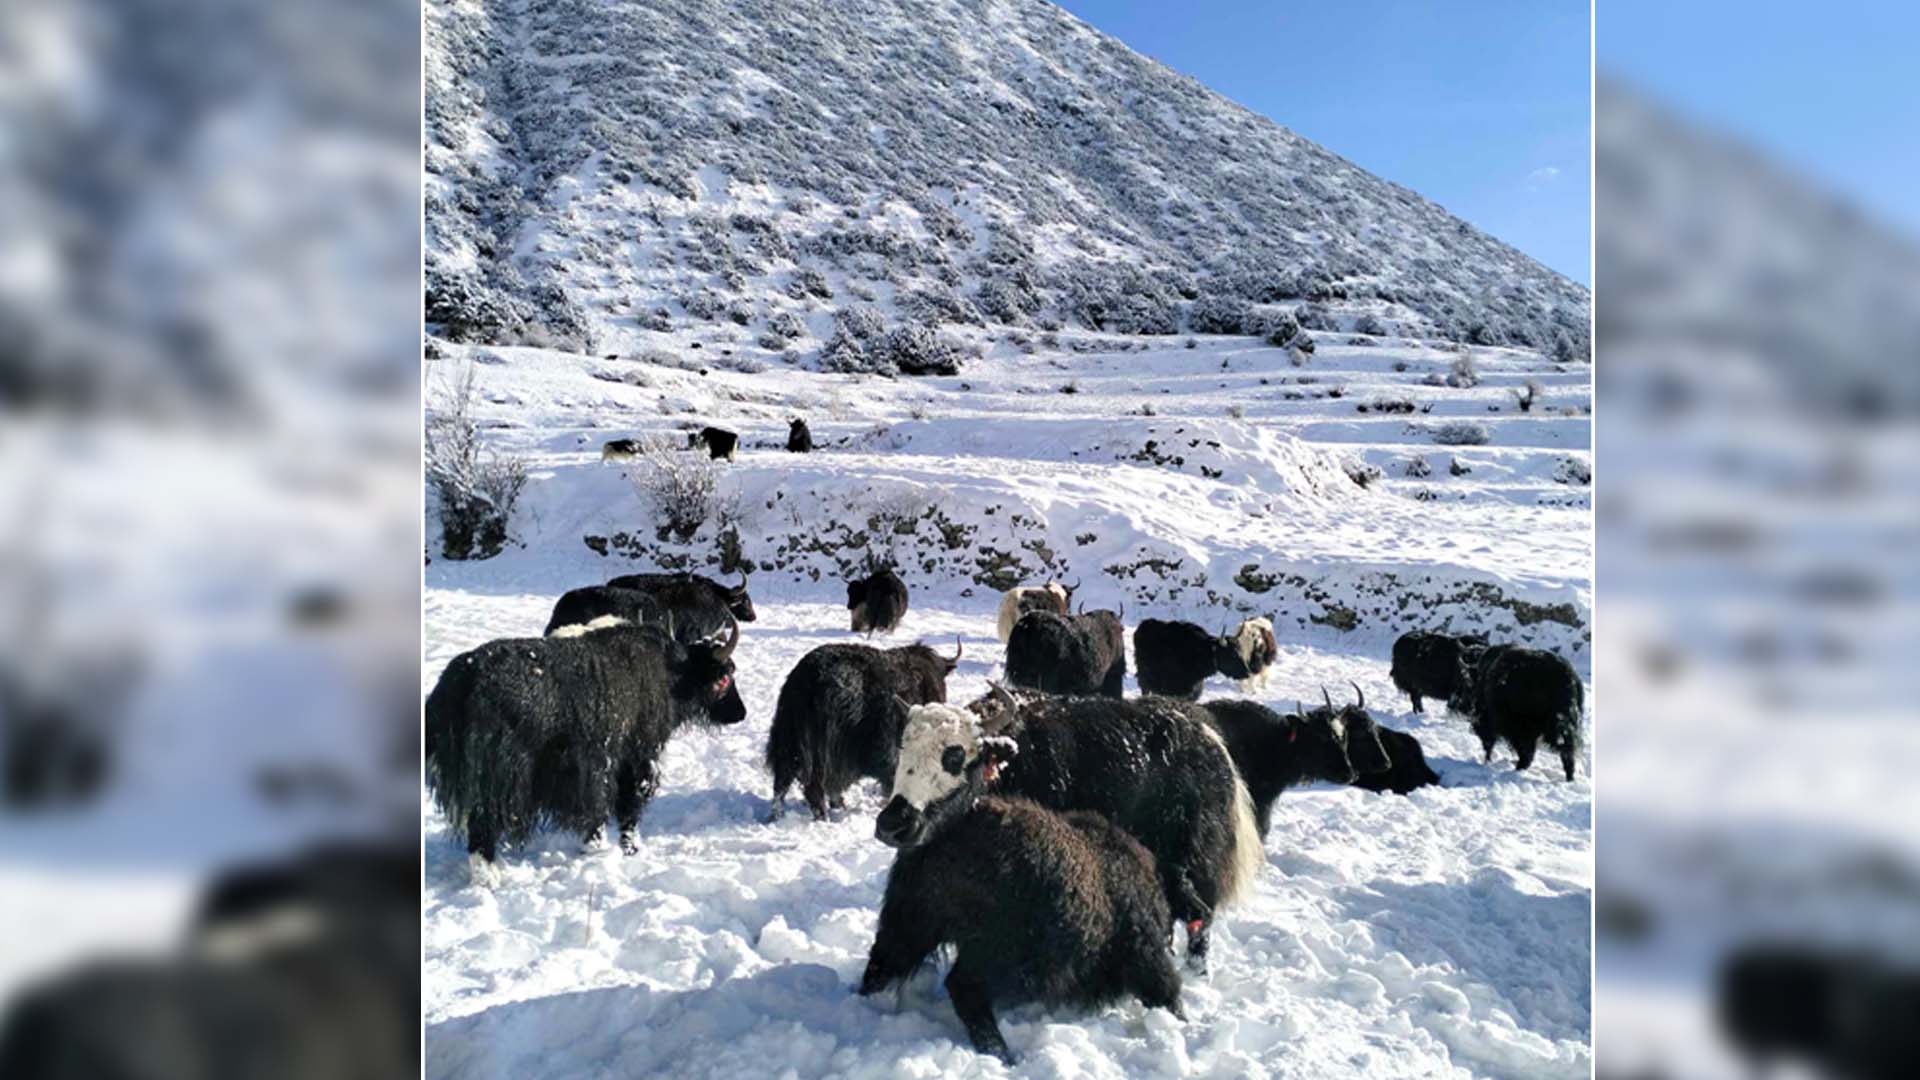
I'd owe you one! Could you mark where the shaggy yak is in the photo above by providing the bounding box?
[542,585,667,637]
[605,569,757,638]
[1132,617,1274,700]
[688,426,738,460]
[859,795,1183,1065]
[1716,942,1919,1080]
[786,418,813,453]
[424,618,744,875]
[601,438,640,462]
[1450,645,1584,781]
[847,567,909,636]
[992,580,1077,643]
[877,689,1262,970]
[1389,630,1488,713]
[1179,689,1387,835]
[764,638,962,821]
[1296,683,1440,796]
[1004,608,1125,697]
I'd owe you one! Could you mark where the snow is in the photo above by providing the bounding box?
[424,329,1591,1077]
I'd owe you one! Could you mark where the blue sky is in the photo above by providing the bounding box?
[1598,1,1920,240]
[1054,1,1592,284]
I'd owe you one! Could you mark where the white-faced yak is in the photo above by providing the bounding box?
[847,567,909,636]
[424,619,744,878]
[764,638,962,821]
[859,795,1183,1065]
[877,690,1262,971]
[992,580,1076,643]
[1133,617,1271,700]
[1004,609,1125,697]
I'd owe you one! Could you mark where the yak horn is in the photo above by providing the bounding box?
[949,635,964,664]
[1350,680,1365,710]
[718,616,740,659]
[988,681,1019,727]
[1321,685,1333,710]
[893,693,914,714]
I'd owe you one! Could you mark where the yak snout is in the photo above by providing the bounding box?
[874,795,927,849]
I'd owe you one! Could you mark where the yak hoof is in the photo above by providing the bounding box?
[619,831,638,856]
[467,853,500,889]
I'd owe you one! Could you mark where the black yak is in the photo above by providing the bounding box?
[689,426,738,460]
[1390,630,1488,713]
[1353,726,1442,795]
[878,691,1262,970]
[425,618,744,874]
[1451,645,1583,781]
[1180,691,1386,835]
[1005,609,1125,697]
[1133,617,1264,700]
[786,418,813,453]
[543,585,667,637]
[765,638,962,821]
[859,795,1183,1065]
[606,569,757,635]
[847,567,908,636]
[601,438,641,462]
[992,580,1076,643]
[1716,942,1920,1080]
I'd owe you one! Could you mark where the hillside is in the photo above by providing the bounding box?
[424,0,1590,361]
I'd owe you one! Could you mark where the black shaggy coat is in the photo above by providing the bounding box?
[690,426,738,460]
[606,571,757,635]
[786,418,813,452]
[1005,610,1126,697]
[1180,699,1378,835]
[847,568,908,635]
[424,622,744,862]
[1351,727,1442,795]
[1454,645,1583,780]
[1389,630,1486,714]
[879,694,1260,969]
[543,585,668,636]
[765,641,958,821]
[1132,619,1236,700]
[860,796,1182,1065]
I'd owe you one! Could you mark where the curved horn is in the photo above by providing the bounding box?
[990,680,1018,718]
[1350,680,1365,710]
[948,635,964,664]
[718,616,740,659]
[893,693,914,714]
[1321,685,1333,711]
[1066,577,1081,596]
[1117,600,1125,620]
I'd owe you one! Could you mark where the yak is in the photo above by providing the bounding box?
[786,418,813,453]
[859,795,1182,1065]
[1716,942,1919,1080]
[1134,617,1270,700]
[765,638,962,821]
[1451,645,1583,781]
[1216,617,1279,691]
[1299,682,1440,796]
[601,438,641,462]
[1180,689,1387,835]
[992,580,1077,643]
[542,585,668,637]
[878,689,1263,970]
[1390,630,1488,713]
[424,618,744,875]
[688,426,738,460]
[606,569,757,639]
[847,567,909,636]
[1005,608,1125,698]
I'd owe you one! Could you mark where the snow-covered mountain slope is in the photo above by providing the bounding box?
[423,326,1592,1079]
[424,0,1590,361]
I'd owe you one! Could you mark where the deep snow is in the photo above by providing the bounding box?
[423,331,1591,1078]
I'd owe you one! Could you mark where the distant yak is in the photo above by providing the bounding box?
[689,426,738,460]
[847,568,909,636]
[786,418,813,453]
[601,438,641,462]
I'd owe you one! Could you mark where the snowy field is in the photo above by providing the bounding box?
[423,332,1592,1079]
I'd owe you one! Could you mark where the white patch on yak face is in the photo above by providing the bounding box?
[549,615,630,638]
[1328,713,1347,742]
[892,703,981,810]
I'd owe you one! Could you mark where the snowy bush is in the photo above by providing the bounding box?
[1294,303,1332,331]
[766,311,805,340]
[1430,421,1490,446]
[632,435,721,541]
[878,324,963,376]
[1263,311,1301,348]
[1189,293,1253,335]
[1446,352,1481,388]
[785,267,833,301]
[1287,332,1316,366]
[833,304,886,343]
[1554,456,1593,485]
[426,365,528,560]
[1355,312,1389,337]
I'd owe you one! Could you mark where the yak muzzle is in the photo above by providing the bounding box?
[874,796,927,849]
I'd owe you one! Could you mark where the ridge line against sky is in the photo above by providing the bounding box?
[1055,0,1592,286]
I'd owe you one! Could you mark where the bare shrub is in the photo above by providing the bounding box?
[632,435,720,540]
[1513,378,1542,412]
[1429,421,1491,446]
[1446,352,1480,388]
[427,365,529,560]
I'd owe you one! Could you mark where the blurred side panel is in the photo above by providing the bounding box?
[1594,70,1920,1080]
[0,0,421,1076]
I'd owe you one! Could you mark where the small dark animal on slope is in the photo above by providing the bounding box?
[847,567,909,636]
[688,426,738,460]
[765,638,961,821]
[878,691,1261,970]
[1389,630,1487,713]
[1451,645,1583,781]
[859,795,1183,1066]
[1005,608,1125,697]
[601,438,641,462]
[424,619,743,873]
[786,417,813,452]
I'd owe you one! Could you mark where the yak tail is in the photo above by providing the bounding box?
[1195,721,1265,908]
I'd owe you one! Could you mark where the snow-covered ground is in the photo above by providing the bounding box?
[423,332,1592,1078]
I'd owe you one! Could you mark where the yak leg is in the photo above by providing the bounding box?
[859,914,941,997]
[466,810,499,864]
[615,758,658,855]
[1477,727,1498,764]
[1409,692,1424,714]
[768,756,798,823]
[1101,663,1126,699]
[1512,734,1538,774]
[945,957,1014,1064]
[1169,868,1215,972]
[1125,938,1187,1020]
[1560,746,1577,782]
[803,772,831,822]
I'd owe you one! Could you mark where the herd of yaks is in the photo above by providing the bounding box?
[424,568,1585,1063]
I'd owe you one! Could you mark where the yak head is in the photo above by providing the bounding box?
[846,577,870,632]
[1212,617,1277,680]
[723,571,756,623]
[875,697,1017,850]
[669,618,745,726]
[1283,698,1359,785]
[1447,643,1494,715]
[1297,684,1391,779]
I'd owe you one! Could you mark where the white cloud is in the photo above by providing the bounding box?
[1527,166,1562,188]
